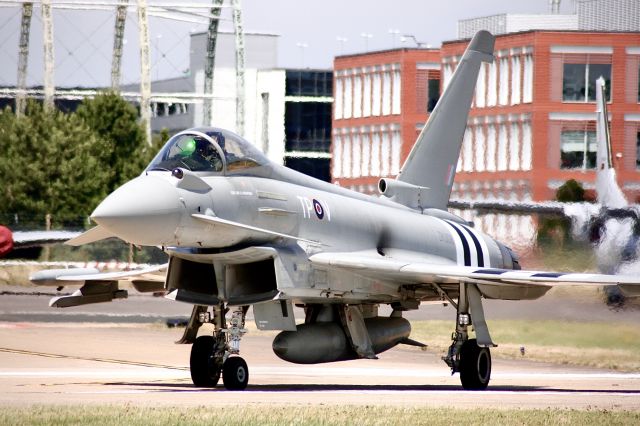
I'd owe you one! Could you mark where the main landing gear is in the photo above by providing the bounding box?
[189,304,249,390]
[441,283,494,390]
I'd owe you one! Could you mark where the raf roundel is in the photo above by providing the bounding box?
[312,199,324,220]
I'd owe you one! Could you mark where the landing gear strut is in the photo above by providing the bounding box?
[442,283,494,390]
[189,304,249,390]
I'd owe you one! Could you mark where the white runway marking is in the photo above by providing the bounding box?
[2,366,639,381]
[249,366,640,380]
[0,370,188,379]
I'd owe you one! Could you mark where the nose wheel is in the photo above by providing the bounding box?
[190,335,221,387]
[189,304,249,391]
[222,356,249,390]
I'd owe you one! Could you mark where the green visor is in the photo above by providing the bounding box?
[179,138,197,156]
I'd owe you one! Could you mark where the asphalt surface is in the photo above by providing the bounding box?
[0,286,639,410]
[0,323,639,409]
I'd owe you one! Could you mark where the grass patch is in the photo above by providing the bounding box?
[1,405,638,426]
[410,320,640,371]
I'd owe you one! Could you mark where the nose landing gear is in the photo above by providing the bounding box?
[189,304,249,390]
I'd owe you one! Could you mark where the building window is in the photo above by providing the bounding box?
[392,70,401,115]
[561,130,596,169]
[285,102,331,152]
[382,71,392,116]
[285,71,332,97]
[285,157,330,182]
[636,131,640,169]
[562,63,611,102]
[334,76,343,119]
[428,78,440,112]
[416,69,440,114]
[353,75,362,118]
[332,134,342,178]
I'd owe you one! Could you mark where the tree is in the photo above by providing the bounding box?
[0,102,112,227]
[75,92,150,191]
[556,179,585,202]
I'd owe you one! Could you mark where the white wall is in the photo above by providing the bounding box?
[193,67,286,165]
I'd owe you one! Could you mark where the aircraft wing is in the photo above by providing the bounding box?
[448,199,565,215]
[11,230,83,248]
[30,263,167,286]
[30,263,168,308]
[309,251,640,298]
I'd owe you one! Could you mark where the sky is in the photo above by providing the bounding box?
[0,0,576,87]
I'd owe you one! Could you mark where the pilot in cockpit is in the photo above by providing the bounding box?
[209,132,239,166]
[192,138,223,171]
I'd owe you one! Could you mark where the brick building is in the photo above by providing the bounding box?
[445,30,640,202]
[332,30,640,202]
[331,48,441,193]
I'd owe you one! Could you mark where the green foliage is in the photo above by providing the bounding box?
[0,102,112,227]
[75,91,148,189]
[0,94,167,229]
[154,127,171,147]
[536,179,587,247]
[556,178,585,202]
[1,405,638,426]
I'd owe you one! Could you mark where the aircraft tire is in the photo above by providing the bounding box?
[459,338,491,390]
[222,356,249,390]
[190,336,221,387]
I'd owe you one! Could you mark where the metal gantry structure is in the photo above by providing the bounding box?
[111,0,128,89]
[15,2,33,115]
[1,0,247,144]
[202,0,223,128]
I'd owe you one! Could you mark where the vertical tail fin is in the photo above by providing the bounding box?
[594,77,627,208]
[396,30,495,210]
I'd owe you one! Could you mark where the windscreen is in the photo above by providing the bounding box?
[146,129,268,174]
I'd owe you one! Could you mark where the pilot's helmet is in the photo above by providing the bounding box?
[179,138,196,157]
[195,138,210,154]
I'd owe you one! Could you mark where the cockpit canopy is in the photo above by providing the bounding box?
[146,127,269,174]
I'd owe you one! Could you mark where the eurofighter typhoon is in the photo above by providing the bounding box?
[32,31,640,391]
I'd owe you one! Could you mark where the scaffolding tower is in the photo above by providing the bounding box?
[3,0,247,144]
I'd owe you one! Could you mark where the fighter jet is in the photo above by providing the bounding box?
[580,77,640,269]
[31,31,640,391]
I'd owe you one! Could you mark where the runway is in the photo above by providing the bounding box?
[1,323,638,410]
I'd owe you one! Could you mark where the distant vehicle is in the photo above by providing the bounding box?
[450,77,640,278]
[31,31,639,392]
[583,77,639,270]
[0,225,13,258]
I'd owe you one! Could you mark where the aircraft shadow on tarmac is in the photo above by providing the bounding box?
[102,382,639,394]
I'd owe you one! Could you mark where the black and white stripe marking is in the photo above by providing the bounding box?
[441,219,491,267]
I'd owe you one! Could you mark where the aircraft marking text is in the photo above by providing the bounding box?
[297,196,331,221]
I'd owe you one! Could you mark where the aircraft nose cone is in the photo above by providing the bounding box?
[91,175,182,246]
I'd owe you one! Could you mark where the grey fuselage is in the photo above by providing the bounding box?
[93,160,511,305]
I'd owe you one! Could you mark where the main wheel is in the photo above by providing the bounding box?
[459,338,491,390]
[190,336,221,387]
[222,356,249,390]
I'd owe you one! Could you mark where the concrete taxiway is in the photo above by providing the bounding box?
[1,322,639,410]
